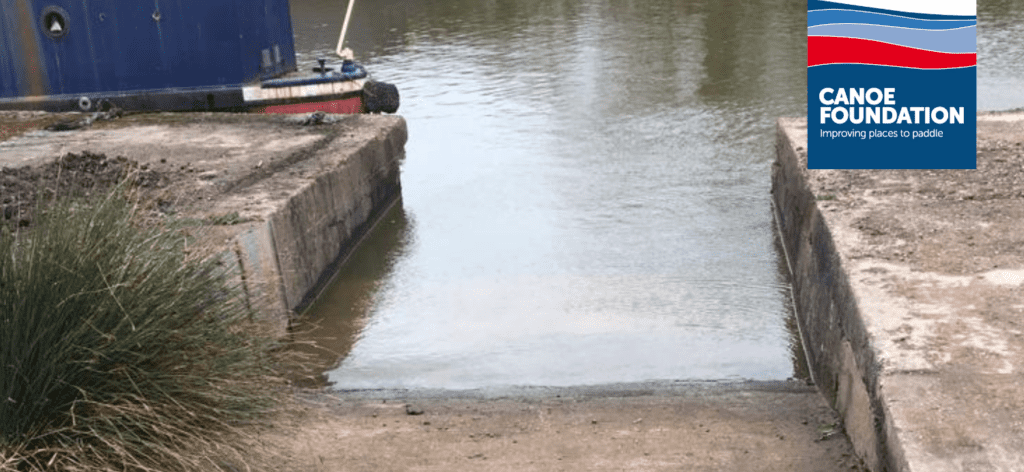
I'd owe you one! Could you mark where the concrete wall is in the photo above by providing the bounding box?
[225,116,407,334]
[774,114,1024,472]
[269,121,404,312]
[771,118,895,472]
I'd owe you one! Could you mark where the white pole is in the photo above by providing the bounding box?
[336,0,356,59]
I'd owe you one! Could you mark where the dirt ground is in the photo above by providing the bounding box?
[0,111,72,143]
[799,113,1024,275]
[0,112,209,229]
[254,383,867,472]
[0,151,167,229]
[0,110,354,227]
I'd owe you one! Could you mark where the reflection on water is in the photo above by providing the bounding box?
[288,202,412,385]
[287,0,1024,390]
[978,0,1024,110]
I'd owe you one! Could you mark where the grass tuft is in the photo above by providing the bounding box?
[1,189,281,471]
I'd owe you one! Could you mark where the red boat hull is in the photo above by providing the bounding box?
[258,96,363,114]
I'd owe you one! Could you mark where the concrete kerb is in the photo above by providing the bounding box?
[773,114,1024,472]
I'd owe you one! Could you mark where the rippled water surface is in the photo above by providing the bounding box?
[977,0,1024,110]
[287,0,1024,389]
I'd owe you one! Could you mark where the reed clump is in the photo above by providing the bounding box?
[1,190,280,471]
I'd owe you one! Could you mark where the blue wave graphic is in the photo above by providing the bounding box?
[808,10,976,29]
[808,0,976,21]
[808,24,975,54]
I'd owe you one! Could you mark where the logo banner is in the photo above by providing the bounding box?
[807,0,977,169]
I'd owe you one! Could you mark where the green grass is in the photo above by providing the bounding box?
[1,190,280,471]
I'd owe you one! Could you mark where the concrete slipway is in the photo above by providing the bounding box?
[1,111,877,471]
[774,112,1024,472]
[6,110,1024,471]
[14,111,1024,470]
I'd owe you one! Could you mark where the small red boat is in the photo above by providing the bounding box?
[245,58,398,115]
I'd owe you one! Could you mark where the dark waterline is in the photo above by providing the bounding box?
[287,0,1023,389]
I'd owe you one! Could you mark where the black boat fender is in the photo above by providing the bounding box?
[363,80,400,114]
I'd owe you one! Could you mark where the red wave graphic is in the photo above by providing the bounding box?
[808,36,976,69]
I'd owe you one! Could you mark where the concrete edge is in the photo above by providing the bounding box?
[270,117,407,313]
[229,116,408,334]
[771,117,904,472]
[326,379,821,402]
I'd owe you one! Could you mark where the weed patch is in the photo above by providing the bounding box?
[1,190,280,471]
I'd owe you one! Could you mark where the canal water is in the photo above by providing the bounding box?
[287,0,1024,390]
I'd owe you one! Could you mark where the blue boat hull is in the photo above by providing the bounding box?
[0,0,297,111]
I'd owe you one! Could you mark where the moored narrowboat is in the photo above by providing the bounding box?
[0,0,397,114]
